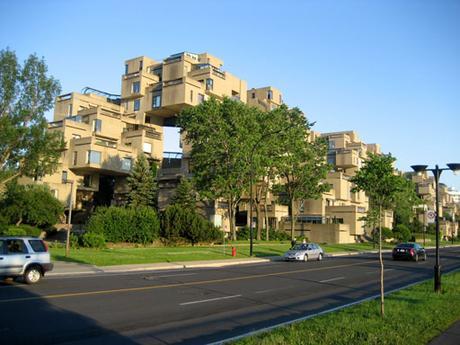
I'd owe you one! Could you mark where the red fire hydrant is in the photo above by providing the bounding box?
[231,246,236,257]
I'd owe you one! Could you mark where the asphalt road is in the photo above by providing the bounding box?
[1,247,459,345]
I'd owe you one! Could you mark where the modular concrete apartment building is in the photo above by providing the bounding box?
[411,172,459,239]
[22,51,392,243]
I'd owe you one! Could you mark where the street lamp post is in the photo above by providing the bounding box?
[249,125,295,256]
[411,163,460,293]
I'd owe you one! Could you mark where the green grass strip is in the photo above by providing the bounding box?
[233,272,460,345]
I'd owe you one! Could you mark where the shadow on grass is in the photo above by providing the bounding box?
[52,254,94,265]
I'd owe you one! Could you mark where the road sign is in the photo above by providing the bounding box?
[426,210,436,224]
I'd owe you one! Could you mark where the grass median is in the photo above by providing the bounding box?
[49,241,396,266]
[232,272,460,345]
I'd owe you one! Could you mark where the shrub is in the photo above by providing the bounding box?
[3,225,42,237]
[160,205,222,245]
[236,227,250,240]
[81,232,106,248]
[0,214,9,235]
[393,224,412,242]
[69,233,80,248]
[268,228,291,241]
[87,206,160,244]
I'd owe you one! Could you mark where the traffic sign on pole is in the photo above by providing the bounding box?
[426,210,436,224]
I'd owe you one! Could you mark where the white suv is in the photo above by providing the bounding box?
[0,237,53,284]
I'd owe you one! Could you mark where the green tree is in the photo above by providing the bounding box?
[178,97,258,240]
[0,183,63,227]
[171,177,197,211]
[272,106,331,240]
[127,154,157,208]
[351,153,403,318]
[393,224,411,242]
[0,49,64,193]
[393,177,422,227]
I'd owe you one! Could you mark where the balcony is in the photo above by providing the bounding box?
[417,183,434,196]
[335,149,359,168]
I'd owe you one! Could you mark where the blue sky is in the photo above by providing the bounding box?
[1,0,459,190]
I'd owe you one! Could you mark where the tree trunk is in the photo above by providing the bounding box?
[255,202,261,240]
[263,177,270,241]
[290,198,295,240]
[379,205,385,318]
[16,217,23,226]
[228,198,236,241]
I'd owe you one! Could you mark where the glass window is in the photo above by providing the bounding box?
[29,240,46,253]
[328,140,336,149]
[6,239,28,254]
[83,175,92,187]
[190,90,193,103]
[121,157,132,171]
[72,151,78,165]
[134,99,140,111]
[206,78,213,91]
[152,95,161,109]
[143,142,152,153]
[87,151,101,164]
[252,92,255,99]
[125,64,128,74]
[62,170,68,183]
[279,95,283,104]
[132,81,140,93]
[267,90,273,100]
[92,119,102,133]
[198,93,205,104]
[139,60,143,71]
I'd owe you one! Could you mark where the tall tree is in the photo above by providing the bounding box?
[272,106,331,240]
[171,177,197,211]
[178,97,257,240]
[0,49,64,193]
[351,153,403,318]
[393,176,422,227]
[127,154,157,208]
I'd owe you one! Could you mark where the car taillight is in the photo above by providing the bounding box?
[41,240,49,252]
[410,248,415,256]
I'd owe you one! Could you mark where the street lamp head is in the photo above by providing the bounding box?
[411,165,428,173]
[447,163,460,174]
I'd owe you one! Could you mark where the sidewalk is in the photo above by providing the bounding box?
[429,319,460,345]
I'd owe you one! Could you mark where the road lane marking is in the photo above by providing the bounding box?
[179,294,241,306]
[0,260,376,304]
[319,276,345,283]
[144,273,197,280]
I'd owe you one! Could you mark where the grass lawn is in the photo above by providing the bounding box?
[50,241,402,266]
[233,272,460,345]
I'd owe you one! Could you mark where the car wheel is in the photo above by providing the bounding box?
[303,254,308,262]
[317,253,323,261]
[24,266,42,284]
[423,253,427,261]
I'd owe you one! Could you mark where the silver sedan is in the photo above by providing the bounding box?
[283,243,324,262]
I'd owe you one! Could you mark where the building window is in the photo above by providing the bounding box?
[61,171,68,183]
[145,115,152,124]
[132,81,140,94]
[121,157,132,171]
[143,142,152,154]
[206,78,213,91]
[190,90,194,103]
[92,119,102,133]
[125,64,128,75]
[87,150,101,164]
[72,151,78,166]
[252,92,255,99]
[267,90,273,100]
[139,60,143,71]
[134,99,140,111]
[152,95,161,109]
[279,95,283,104]
[328,140,336,149]
[198,93,205,104]
[67,104,73,116]
[83,175,92,188]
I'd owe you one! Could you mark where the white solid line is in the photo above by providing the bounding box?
[180,294,242,306]
[319,276,345,283]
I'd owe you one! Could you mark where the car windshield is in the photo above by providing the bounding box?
[397,243,415,248]
[292,244,308,250]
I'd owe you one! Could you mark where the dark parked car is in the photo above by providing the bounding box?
[392,242,426,262]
